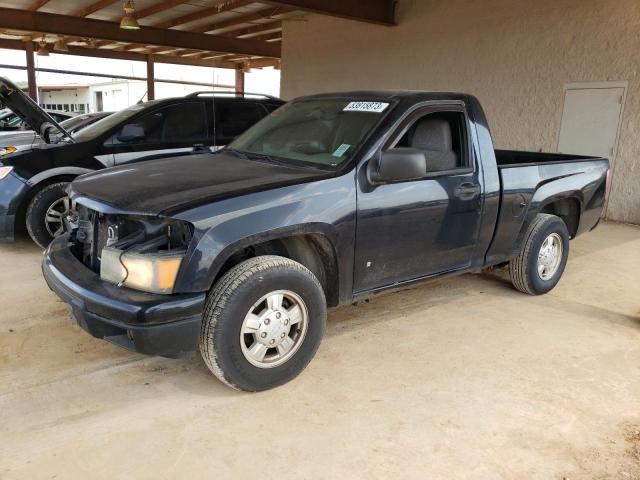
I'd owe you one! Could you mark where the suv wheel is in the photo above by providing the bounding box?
[509,213,570,295]
[26,182,70,249]
[199,256,326,391]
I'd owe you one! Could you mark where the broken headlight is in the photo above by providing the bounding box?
[98,217,192,294]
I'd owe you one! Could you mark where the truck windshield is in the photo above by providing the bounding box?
[228,99,391,169]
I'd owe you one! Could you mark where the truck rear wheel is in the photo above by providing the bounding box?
[509,213,570,295]
[199,255,326,391]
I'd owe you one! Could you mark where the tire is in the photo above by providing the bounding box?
[509,213,570,295]
[25,182,71,249]
[199,255,327,392]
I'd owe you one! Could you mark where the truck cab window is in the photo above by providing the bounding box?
[394,111,467,172]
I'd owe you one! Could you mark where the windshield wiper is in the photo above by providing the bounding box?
[222,147,250,160]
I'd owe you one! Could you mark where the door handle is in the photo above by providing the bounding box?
[454,182,481,198]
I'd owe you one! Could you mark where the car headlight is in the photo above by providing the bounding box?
[100,247,184,294]
[0,146,17,157]
[0,165,13,180]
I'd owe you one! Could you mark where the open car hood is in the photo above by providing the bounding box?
[0,76,70,143]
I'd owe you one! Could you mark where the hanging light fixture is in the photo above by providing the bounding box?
[37,38,49,56]
[53,36,69,52]
[120,0,140,30]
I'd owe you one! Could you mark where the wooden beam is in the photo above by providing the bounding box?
[74,0,120,17]
[193,8,292,34]
[231,22,282,38]
[0,7,281,58]
[135,0,190,20]
[29,0,51,11]
[24,41,37,101]
[0,38,238,69]
[246,32,281,42]
[153,0,253,29]
[246,57,280,68]
[146,55,155,100]
[263,0,396,25]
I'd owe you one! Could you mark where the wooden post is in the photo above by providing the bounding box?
[25,41,38,101]
[235,66,245,95]
[146,54,155,101]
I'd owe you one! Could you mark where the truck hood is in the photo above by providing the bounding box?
[0,77,70,144]
[70,152,333,216]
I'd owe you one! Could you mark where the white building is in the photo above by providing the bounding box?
[38,80,234,114]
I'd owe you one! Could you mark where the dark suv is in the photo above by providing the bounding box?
[0,77,283,247]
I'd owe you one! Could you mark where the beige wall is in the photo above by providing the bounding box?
[281,0,640,224]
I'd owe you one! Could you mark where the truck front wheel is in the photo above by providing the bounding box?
[509,213,570,295]
[199,255,327,391]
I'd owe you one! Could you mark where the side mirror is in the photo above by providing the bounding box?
[368,148,426,184]
[117,124,145,143]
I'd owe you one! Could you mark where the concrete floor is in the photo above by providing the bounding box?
[1,222,639,480]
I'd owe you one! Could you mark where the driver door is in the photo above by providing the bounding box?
[354,105,484,293]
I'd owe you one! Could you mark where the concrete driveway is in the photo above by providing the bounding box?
[1,222,639,480]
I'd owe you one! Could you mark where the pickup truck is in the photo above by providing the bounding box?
[42,91,610,392]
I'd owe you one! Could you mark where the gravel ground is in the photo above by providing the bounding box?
[0,221,639,480]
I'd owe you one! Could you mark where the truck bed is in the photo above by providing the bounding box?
[495,149,601,167]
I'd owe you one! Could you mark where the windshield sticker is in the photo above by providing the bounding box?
[343,102,389,113]
[332,143,351,157]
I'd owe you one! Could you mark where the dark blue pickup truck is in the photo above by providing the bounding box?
[42,91,610,391]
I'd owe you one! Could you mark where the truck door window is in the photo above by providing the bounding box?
[393,111,468,172]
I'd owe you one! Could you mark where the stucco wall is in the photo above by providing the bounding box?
[281,0,640,223]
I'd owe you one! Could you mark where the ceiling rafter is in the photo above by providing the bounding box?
[227,22,282,38]
[74,0,121,18]
[29,0,51,11]
[193,7,292,34]
[152,0,253,29]
[134,0,190,20]
[248,32,281,42]
[0,37,238,68]
[0,7,281,57]
[263,0,396,25]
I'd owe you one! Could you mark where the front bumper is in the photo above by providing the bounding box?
[42,235,206,357]
[0,172,29,242]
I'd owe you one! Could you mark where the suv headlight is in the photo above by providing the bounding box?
[0,146,17,157]
[101,247,184,294]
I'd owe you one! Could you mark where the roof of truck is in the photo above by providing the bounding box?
[297,90,475,102]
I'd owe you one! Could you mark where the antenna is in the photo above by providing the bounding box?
[211,68,216,150]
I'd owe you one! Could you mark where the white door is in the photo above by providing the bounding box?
[557,83,626,164]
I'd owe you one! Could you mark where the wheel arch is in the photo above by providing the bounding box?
[538,195,582,238]
[211,231,341,308]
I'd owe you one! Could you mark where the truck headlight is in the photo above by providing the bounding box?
[0,165,13,179]
[100,247,184,294]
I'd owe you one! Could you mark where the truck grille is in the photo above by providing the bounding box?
[71,205,106,272]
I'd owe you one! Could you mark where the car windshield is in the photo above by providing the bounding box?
[228,99,392,169]
[72,103,155,142]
